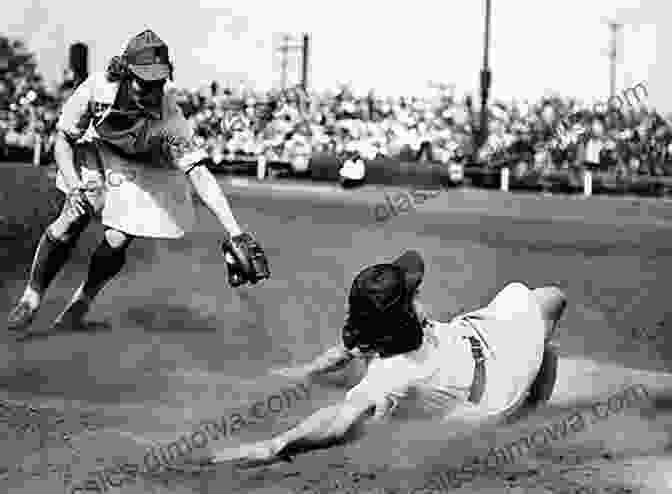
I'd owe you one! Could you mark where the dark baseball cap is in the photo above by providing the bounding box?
[348,250,425,314]
[122,30,171,81]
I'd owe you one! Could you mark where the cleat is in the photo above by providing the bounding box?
[50,299,92,333]
[7,300,39,333]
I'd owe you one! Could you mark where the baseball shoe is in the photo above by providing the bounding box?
[50,298,92,333]
[7,299,40,334]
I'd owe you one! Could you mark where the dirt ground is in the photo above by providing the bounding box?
[1,164,671,494]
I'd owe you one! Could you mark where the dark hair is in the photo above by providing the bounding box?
[343,295,424,358]
[105,56,129,83]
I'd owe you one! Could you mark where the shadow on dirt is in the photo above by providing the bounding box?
[140,382,672,494]
[123,304,221,333]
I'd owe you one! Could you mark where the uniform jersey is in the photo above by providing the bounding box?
[55,72,206,238]
[56,72,207,173]
[345,283,547,421]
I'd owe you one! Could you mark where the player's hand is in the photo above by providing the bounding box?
[313,346,355,371]
[164,441,281,472]
[207,439,292,469]
[269,364,311,380]
[65,181,90,218]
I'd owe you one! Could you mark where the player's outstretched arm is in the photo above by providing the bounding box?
[206,396,375,468]
[171,132,270,287]
[185,165,243,237]
[270,345,357,379]
[161,106,243,238]
[185,164,270,287]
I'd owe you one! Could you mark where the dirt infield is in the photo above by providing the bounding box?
[0,163,671,494]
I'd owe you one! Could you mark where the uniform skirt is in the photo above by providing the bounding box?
[462,282,547,417]
[55,144,196,239]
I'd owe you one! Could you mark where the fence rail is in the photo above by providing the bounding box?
[466,166,672,197]
[22,152,672,198]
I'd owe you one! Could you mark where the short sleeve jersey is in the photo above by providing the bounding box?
[56,72,207,172]
[344,319,477,418]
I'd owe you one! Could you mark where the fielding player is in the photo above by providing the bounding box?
[7,30,270,339]
[195,250,563,467]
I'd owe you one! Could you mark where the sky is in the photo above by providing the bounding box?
[2,0,670,111]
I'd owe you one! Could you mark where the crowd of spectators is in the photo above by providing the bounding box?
[177,85,475,173]
[3,53,672,182]
[477,89,672,180]
[180,84,672,180]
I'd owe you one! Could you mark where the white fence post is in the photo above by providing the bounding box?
[33,134,41,167]
[583,169,592,197]
[257,155,267,180]
[500,167,510,192]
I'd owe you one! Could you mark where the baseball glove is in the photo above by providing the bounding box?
[221,232,270,287]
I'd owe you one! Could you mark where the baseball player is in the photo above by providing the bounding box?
[192,250,563,468]
[7,30,270,339]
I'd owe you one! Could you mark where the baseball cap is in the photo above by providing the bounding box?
[348,250,425,314]
[122,29,171,81]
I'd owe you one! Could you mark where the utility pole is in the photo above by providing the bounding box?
[607,21,623,99]
[301,34,310,91]
[278,34,290,90]
[276,34,308,90]
[479,0,492,152]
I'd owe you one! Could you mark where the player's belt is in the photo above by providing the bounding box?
[464,335,486,404]
[460,315,492,404]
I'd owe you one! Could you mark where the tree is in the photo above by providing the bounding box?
[0,37,35,70]
[0,36,42,109]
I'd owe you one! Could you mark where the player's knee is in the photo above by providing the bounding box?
[534,287,566,319]
[46,220,69,243]
[506,282,530,293]
[47,208,90,244]
[497,282,531,304]
[104,229,130,249]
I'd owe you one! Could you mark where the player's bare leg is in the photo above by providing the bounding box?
[52,228,133,331]
[525,286,567,407]
[7,199,90,333]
